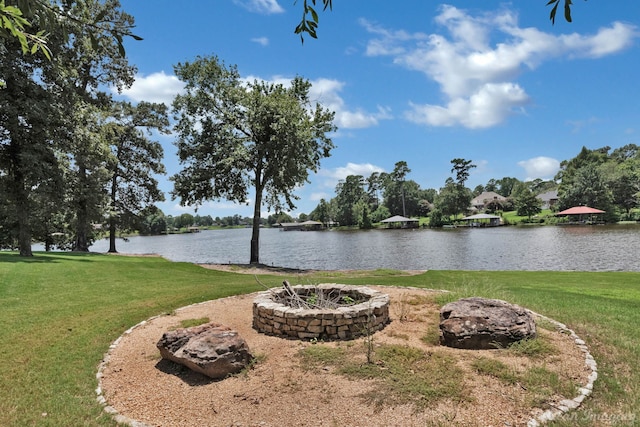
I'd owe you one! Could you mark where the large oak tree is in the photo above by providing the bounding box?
[171,55,336,264]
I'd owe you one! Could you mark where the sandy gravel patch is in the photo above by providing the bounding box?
[99,285,592,427]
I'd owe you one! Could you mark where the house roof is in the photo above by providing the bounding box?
[471,191,506,206]
[462,213,501,220]
[380,215,419,223]
[537,190,559,201]
[279,220,323,227]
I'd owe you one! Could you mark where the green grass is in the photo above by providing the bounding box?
[178,317,210,328]
[471,357,520,385]
[300,343,468,410]
[1,252,639,426]
[472,356,577,409]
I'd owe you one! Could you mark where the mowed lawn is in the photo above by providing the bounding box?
[0,252,638,426]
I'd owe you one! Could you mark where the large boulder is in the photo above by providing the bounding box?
[439,297,536,350]
[157,322,252,379]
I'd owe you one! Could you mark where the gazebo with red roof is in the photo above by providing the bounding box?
[555,206,605,223]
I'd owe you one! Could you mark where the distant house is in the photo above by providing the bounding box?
[471,191,507,210]
[462,213,502,227]
[278,220,324,231]
[537,190,559,209]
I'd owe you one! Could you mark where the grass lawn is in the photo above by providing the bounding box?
[0,252,638,426]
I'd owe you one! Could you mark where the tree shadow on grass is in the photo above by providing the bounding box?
[0,251,101,263]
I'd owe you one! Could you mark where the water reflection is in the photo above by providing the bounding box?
[79,224,640,272]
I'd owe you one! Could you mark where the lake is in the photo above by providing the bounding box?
[85,224,640,272]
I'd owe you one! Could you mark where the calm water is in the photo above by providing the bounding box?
[85,225,640,272]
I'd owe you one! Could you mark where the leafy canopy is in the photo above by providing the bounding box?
[171,55,336,263]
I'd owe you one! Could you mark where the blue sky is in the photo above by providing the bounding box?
[112,0,640,219]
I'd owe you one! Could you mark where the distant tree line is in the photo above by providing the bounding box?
[307,145,640,228]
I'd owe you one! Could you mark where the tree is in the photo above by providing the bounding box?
[309,198,333,225]
[0,32,62,255]
[440,158,475,219]
[513,184,542,219]
[528,178,557,194]
[63,104,111,251]
[436,173,473,221]
[450,158,475,186]
[0,0,142,59]
[334,175,366,226]
[267,212,293,226]
[484,179,498,193]
[608,144,640,215]
[558,164,612,212]
[495,177,520,197]
[171,55,336,264]
[365,172,382,211]
[138,206,167,235]
[608,171,638,215]
[53,0,137,252]
[173,213,194,229]
[554,146,610,186]
[103,100,168,252]
[370,205,391,223]
[383,161,412,216]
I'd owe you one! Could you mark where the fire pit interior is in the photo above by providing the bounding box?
[253,283,390,340]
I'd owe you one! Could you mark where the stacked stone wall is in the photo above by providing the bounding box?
[252,284,390,340]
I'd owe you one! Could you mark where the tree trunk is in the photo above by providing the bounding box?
[108,175,118,253]
[9,144,32,256]
[250,188,263,265]
[73,165,90,252]
[16,191,33,257]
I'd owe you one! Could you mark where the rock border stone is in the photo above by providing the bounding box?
[525,310,598,427]
[95,291,597,427]
[252,284,390,340]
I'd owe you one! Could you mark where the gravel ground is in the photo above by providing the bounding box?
[99,279,591,427]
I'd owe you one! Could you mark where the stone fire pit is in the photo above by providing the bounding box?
[253,283,390,340]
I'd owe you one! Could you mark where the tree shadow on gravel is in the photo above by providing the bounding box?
[154,359,220,386]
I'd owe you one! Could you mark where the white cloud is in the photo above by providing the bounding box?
[116,71,185,105]
[251,37,269,46]
[318,162,385,190]
[362,6,638,129]
[517,156,560,181]
[559,21,638,58]
[233,0,283,14]
[566,116,601,133]
[405,83,529,129]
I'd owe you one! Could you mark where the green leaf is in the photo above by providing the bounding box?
[549,2,559,24]
[94,9,108,23]
[564,0,573,23]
